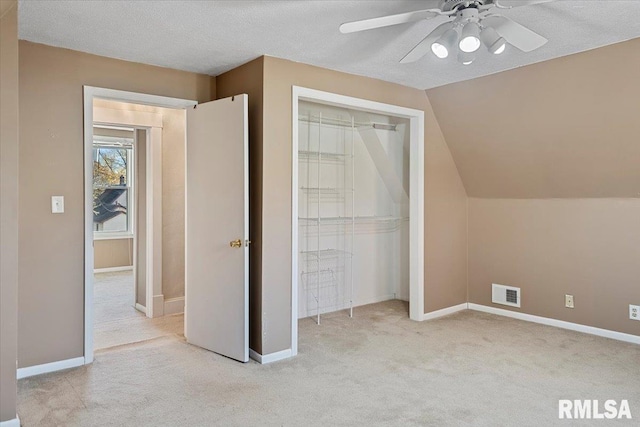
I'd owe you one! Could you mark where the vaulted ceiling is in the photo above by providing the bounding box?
[17,0,640,90]
[427,38,640,198]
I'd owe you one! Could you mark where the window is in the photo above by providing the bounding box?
[93,134,134,237]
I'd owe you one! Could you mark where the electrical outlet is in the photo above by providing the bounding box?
[630,305,640,321]
[565,294,574,309]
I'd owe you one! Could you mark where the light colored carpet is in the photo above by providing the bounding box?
[94,271,183,350]
[17,300,640,426]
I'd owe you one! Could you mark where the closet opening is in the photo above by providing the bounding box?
[291,87,424,355]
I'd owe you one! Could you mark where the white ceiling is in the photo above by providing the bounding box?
[17,0,640,90]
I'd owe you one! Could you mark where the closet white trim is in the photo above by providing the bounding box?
[291,86,425,357]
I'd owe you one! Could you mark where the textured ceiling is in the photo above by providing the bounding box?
[17,0,640,90]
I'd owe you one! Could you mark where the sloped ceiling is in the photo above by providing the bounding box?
[1,0,16,18]
[426,38,640,198]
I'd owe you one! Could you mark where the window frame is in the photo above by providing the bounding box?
[92,135,135,240]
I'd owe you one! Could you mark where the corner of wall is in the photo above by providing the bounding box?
[421,90,469,313]
[210,75,216,100]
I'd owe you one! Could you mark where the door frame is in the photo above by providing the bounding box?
[291,86,425,356]
[92,124,140,311]
[83,86,197,364]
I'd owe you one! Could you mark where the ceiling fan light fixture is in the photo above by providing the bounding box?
[339,1,550,66]
[493,43,506,54]
[430,28,458,59]
[480,26,507,55]
[457,50,475,65]
[431,43,449,59]
[459,22,481,53]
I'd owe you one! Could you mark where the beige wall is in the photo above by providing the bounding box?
[426,39,640,338]
[257,56,467,354]
[216,57,265,353]
[18,41,214,368]
[161,108,186,300]
[94,238,134,269]
[468,198,640,336]
[0,1,18,422]
[426,38,640,199]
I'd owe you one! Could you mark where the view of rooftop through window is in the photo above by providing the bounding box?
[93,133,134,235]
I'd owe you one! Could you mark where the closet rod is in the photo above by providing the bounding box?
[299,115,397,131]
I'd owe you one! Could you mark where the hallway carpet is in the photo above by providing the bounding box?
[94,271,183,350]
[17,301,640,426]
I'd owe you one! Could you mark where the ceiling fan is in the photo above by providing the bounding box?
[339,0,552,65]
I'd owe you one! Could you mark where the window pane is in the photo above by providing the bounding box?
[93,188,128,233]
[93,143,132,234]
[93,147,129,186]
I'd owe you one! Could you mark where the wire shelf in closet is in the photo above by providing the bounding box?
[298,114,398,131]
[300,187,354,192]
[298,150,353,161]
[300,249,352,261]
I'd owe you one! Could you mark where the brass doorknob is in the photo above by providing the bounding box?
[229,239,242,248]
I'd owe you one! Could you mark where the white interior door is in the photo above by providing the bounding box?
[185,94,249,362]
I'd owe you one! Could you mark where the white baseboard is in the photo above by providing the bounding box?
[152,294,164,317]
[17,356,85,380]
[93,265,133,274]
[135,303,147,314]
[0,415,20,427]
[468,303,640,345]
[249,348,292,364]
[421,303,468,321]
[164,297,185,316]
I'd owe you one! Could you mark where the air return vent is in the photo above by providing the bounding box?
[492,284,521,308]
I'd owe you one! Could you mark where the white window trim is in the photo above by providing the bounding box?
[93,233,134,241]
[92,135,135,237]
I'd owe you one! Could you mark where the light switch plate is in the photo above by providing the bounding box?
[565,294,574,309]
[51,196,64,213]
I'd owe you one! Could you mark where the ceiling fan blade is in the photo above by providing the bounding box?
[340,9,441,34]
[399,22,452,64]
[493,0,553,8]
[482,15,548,52]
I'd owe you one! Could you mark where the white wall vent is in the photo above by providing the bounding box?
[492,284,521,308]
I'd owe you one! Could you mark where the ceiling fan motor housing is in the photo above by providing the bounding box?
[439,0,489,12]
